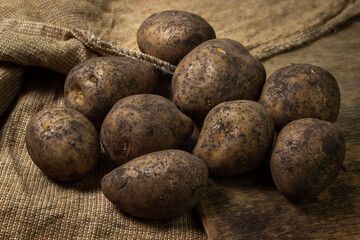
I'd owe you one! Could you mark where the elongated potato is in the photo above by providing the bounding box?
[101,150,208,219]
[100,94,194,166]
[270,118,345,202]
[193,100,274,176]
[26,107,100,181]
[64,57,158,127]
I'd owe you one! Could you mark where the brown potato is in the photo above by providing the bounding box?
[259,63,340,130]
[137,10,216,65]
[270,118,345,202]
[101,150,208,219]
[172,38,266,122]
[25,107,100,182]
[193,100,274,176]
[100,94,194,166]
[64,57,158,127]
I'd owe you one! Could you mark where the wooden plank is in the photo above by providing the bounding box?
[197,17,360,240]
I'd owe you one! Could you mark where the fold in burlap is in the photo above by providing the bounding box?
[1,0,359,239]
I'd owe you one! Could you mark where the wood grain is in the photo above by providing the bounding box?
[197,16,360,240]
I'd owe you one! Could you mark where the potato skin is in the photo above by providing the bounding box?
[137,10,216,65]
[172,38,266,122]
[259,64,340,130]
[101,150,208,219]
[64,57,158,127]
[270,118,345,202]
[193,100,274,176]
[25,107,100,181]
[100,94,194,166]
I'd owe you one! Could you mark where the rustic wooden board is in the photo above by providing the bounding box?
[197,17,360,240]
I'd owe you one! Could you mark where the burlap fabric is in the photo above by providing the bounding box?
[1,0,359,239]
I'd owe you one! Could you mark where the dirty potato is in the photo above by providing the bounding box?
[193,100,274,176]
[25,107,100,181]
[101,150,208,219]
[100,94,194,166]
[172,38,266,122]
[259,63,341,130]
[270,118,345,202]
[64,57,158,127]
[137,10,216,65]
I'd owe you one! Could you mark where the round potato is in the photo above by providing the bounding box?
[137,10,216,65]
[270,118,345,202]
[259,63,340,130]
[26,107,100,181]
[193,100,274,176]
[101,150,208,219]
[172,38,266,122]
[100,94,194,166]
[64,57,158,127]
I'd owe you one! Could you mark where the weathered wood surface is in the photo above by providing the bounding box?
[197,17,360,240]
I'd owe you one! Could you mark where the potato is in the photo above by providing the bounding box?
[193,100,274,176]
[100,94,194,166]
[270,118,345,202]
[259,63,340,130]
[64,57,159,127]
[137,10,216,65]
[101,150,208,219]
[172,38,266,122]
[25,107,100,181]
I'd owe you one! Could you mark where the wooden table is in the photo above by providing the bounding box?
[197,16,360,239]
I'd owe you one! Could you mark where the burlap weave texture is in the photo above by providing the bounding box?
[1,0,360,239]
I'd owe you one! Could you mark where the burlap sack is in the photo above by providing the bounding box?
[1,0,359,239]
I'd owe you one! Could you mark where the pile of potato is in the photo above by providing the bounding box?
[26,10,345,219]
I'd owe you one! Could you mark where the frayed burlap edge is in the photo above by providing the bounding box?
[60,24,177,74]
